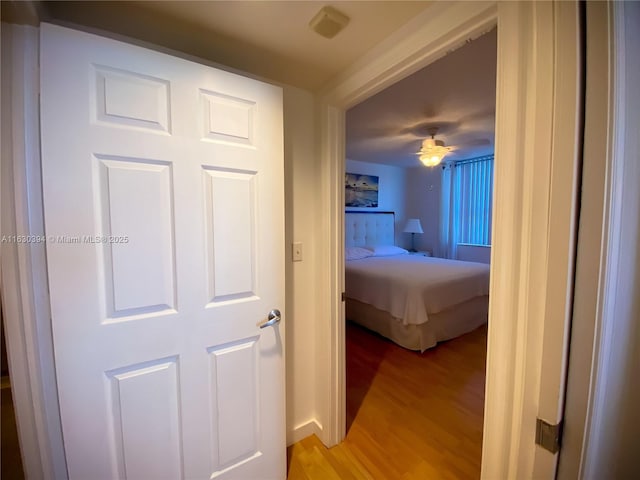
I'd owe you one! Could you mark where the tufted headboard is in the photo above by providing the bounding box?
[345,211,395,248]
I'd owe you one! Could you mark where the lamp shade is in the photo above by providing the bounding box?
[403,218,424,234]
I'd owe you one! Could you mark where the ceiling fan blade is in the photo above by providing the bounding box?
[448,138,492,149]
[402,120,461,138]
[457,109,496,125]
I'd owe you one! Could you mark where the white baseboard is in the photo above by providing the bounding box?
[287,418,323,446]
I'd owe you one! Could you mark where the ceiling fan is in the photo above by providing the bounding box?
[416,127,452,167]
[347,115,494,167]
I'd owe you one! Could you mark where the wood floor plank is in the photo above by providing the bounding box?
[288,322,487,479]
[328,443,374,480]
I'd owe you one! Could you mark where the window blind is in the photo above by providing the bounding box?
[453,155,493,246]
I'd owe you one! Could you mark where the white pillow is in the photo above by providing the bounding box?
[345,246,374,261]
[365,245,409,257]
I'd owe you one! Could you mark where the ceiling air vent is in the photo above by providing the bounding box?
[309,6,350,39]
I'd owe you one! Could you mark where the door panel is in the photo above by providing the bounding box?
[96,155,176,317]
[209,338,260,469]
[203,168,257,302]
[200,90,255,144]
[107,357,182,480]
[93,65,171,133]
[40,23,285,480]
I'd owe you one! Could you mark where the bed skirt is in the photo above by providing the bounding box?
[346,295,489,352]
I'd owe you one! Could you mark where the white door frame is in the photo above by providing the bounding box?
[317,1,586,479]
[1,23,68,480]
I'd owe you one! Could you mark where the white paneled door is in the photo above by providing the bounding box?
[40,24,285,480]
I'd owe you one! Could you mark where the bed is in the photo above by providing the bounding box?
[345,211,489,351]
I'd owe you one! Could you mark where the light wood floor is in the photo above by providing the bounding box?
[288,321,487,479]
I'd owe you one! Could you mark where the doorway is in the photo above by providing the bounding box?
[341,28,496,477]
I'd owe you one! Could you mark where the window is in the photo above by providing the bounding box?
[453,156,494,245]
[440,155,494,258]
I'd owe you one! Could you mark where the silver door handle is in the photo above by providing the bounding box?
[259,309,281,329]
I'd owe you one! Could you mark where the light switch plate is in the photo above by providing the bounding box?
[292,242,303,262]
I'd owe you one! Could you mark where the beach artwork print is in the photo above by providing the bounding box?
[345,173,379,208]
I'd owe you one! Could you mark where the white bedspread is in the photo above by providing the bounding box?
[345,255,490,326]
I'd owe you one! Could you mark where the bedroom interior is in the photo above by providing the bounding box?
[341,27,496,478]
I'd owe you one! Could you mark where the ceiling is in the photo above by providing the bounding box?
[37,1,431,91]
[346,28,497,167]
[8,1,495,167]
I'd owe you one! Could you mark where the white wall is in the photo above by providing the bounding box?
[282,86,323,444]
[345,159,408,247]
[457,245,491,264]
[405,166,441,255]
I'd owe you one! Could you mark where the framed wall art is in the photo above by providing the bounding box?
[345,172,379,208]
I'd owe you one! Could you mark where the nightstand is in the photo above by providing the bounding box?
[408,250,431,257]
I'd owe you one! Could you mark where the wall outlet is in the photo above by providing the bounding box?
[292,242,303,262]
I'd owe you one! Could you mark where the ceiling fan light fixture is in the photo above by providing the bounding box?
[417,137,450,167]
[420,153,445,167]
